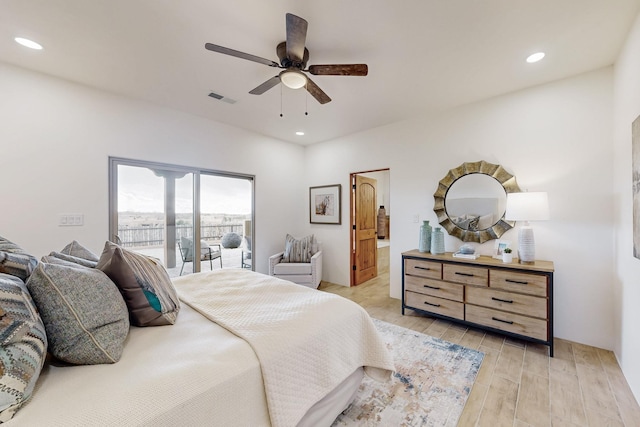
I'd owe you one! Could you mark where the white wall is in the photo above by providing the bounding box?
[613,12,640,401]
[0,62,306,274]
[305,67,616,351]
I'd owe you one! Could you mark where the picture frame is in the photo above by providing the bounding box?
[310,184,341,224]
[492,239,511,259]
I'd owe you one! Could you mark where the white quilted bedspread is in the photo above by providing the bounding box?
[173,269,394,427]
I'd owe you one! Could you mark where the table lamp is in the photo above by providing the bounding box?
[505,192,549,264]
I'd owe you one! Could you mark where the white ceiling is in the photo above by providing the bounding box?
[1,0,639,145]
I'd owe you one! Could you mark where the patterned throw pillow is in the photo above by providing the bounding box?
[97,242,180,327]
[0,236,38,281]
[0,273,47,422]
[60,240,100,262]
[48,251,98,268]
[282,234,315,263]
[26,262,129,365]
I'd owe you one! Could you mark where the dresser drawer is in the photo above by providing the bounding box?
[405,291,464,320]
[466,287,547,319]
[405,258,442,279]
[465,304,548,341]
[490,270,547,297]
[405,275,464,302]
[443,264,488,287]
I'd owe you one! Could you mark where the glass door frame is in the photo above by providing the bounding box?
[108,156,255,273]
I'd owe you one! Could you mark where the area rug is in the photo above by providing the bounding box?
[332,319,484,427]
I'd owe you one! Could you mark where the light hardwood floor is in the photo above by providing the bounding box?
[318,271,640,427]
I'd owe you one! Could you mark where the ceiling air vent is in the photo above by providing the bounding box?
[208,92,236,104]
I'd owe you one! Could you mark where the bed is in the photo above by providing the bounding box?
[0,237,394,427]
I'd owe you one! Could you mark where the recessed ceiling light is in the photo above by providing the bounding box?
[295,131,305,136]
[526,52,545,63]
[15,37,43,50]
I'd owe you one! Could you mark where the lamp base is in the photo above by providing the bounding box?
[518,225,536,264]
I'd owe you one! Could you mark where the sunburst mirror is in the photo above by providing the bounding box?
[433,160,521,243]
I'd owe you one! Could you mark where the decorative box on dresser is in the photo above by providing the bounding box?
[402,250,555,356]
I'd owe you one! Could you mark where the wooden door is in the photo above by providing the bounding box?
[352,175,377,285]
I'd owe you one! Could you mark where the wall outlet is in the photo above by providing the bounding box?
[413,214,420,223]
[59,214,84,226]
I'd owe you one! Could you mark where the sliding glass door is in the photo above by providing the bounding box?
[109,157,254,277]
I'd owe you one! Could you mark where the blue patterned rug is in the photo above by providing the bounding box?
[333,319,484,426]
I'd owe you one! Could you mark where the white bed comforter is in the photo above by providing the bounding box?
[173,269,394,427]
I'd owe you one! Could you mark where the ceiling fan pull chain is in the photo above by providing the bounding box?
[305,81,309,116]
[280,84,283,117]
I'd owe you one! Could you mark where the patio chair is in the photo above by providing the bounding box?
[241,236,252,269]
[178,237,222,275]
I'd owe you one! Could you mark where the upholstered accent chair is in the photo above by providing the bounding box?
[268,234,322,289]
[178,237,222,275]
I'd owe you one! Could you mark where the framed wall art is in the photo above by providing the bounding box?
[492,239,511,259]
[310,184,341,224]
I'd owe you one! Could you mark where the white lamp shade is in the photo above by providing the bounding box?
[505,192,549,221]
[280,70,307,89]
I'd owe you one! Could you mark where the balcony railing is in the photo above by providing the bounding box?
[117,224,243,248]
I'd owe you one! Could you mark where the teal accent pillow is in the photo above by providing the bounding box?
[26,262,129,365]
[97,242,180,327]
[0,273,47,422]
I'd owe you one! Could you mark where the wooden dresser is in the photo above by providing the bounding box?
[402,250,555,356]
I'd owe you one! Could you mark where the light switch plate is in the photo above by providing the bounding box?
[59,214,84,226]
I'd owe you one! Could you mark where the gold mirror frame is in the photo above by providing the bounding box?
[433,160,521,243]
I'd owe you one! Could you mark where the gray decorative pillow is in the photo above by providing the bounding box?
[0,273,47,422]
[48,251,98,268]
[26,262,129,365]
[282,234,315,263]
[97,242,180,327]
[0,236,38,281]
[60,240,100,262]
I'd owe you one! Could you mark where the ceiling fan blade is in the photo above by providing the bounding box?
[205,43,280,68]
[285,13,308,63]
[249,76,281,95]
[305,78,331,104]
[308,64,369,76]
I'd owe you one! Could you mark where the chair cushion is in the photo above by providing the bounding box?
[180,237,211,261]
[0,273,47,422]
[98,241,180,327]
[26,261,129,365]
[273,262,312,275]
[282,234,316,263]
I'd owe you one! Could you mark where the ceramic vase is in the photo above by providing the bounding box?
[430,227,445,254]
[418,220,432,252]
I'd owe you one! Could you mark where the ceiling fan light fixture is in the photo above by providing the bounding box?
[280,69,307,89]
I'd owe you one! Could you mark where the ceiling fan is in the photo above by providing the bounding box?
[205,13,368,104]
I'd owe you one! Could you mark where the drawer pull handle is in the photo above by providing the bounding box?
[491,297,513,304]
[455,272,474,277]
[492,316,514,325]
[415,266,431,271]
[423,285,441,290]
[424,301,441,308]
[505,279,529,285]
